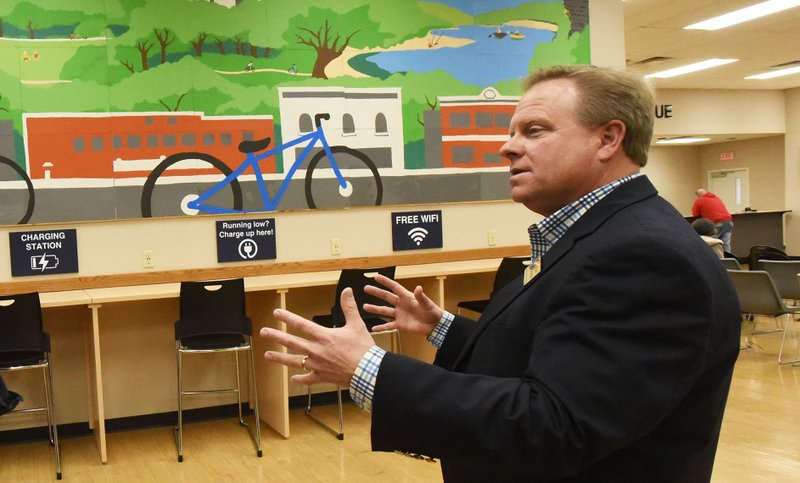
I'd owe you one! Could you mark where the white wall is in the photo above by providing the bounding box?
[644,135,787,218]
[783,87,800,253]
[643,145,702,215]
[654,89,785,137]
[0,201,535,280]
[589,0,625,68]
[698,136,786,213]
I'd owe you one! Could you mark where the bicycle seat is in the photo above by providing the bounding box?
[238,137,271,154]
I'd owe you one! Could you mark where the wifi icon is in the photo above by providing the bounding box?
[407,227,429,246]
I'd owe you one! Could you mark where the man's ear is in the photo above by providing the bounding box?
[597,119,626,162]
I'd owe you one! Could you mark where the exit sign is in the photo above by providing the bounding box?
[720,151,735,161]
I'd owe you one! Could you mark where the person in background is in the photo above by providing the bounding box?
[260,64,741,482]
[0,375,22,416]
[692,217,725,258]
[692,188,734,253]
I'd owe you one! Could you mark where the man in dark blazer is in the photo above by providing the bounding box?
[261,65,741,481]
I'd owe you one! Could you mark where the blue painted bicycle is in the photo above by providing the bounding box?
[141,114,383,217]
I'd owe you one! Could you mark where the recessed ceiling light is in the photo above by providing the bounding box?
[656,137,711,145]
[745,65,800,79]
[645,59,738,79]
[684,0,800,31]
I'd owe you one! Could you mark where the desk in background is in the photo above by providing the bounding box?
[686,210,790,259]
[21,257,507,463]
[730,210,790,258]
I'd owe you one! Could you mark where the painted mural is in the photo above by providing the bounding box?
[0,0,590,225]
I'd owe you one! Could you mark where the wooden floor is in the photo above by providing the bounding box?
[1,328,799,482]
[711,327,800,482]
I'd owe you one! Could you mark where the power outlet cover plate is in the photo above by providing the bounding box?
[330,239,342,256]
[142,250,155,268]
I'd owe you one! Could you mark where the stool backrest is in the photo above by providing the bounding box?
[0,292,48,354]
[492,257,530,295]
[332,267,396,328]
[175,278,250,340]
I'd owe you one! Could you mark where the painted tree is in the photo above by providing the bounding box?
[154,28,175,63]
[274,0,457,47]
[113,0,194,71]
[297,18,357,79]
[0,2,11,37]
[133,39,153,71]
[222,1,280,59]
[272,0,456,79]
[287,7,376,79]
[2,0,112,39]
[107,56,256,115]
[164,1,230,57]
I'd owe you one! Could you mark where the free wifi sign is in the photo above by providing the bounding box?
[391,210,443,251]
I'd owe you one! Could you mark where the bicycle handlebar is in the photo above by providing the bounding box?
[314,113,330,128]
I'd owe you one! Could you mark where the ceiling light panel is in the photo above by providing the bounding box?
[645,58,738,78]
[746,65,800,79]
[656,137,712,145]
[684,0,800,31]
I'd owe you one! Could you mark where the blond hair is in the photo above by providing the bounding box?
[523,65,655,167]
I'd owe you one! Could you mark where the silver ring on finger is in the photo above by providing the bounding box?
[301,355,309,372]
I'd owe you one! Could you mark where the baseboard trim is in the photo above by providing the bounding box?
[0,391,350,444]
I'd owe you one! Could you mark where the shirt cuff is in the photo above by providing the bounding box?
[426,310,454,349]
[349,345,386,412]
[349,312,454,412]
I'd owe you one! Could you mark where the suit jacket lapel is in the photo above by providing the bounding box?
[450,176,658,370]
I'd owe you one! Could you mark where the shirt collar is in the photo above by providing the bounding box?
[528,173,642,261]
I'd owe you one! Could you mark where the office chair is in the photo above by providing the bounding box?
[457,257,529,315]
[747,245,800,271]
[727,270,800,364]
[0,292,61,480]
[759,260,800,302]
[308,266,398,440]
[720,257,742,271]
[174,278,262,462]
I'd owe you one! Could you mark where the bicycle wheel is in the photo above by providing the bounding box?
[304,146,383,209]
[0,155,35,224]
[141,152,243,217]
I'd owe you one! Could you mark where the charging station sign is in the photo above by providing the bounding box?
[216,218,276,263]
[9,229,79,277]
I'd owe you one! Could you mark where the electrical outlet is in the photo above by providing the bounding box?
[487,229,497,246]
[330,238,342,256]
[142,249,155,268]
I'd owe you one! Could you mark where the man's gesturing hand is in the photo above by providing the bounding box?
[363,274,443,338]
[260,287,375,388]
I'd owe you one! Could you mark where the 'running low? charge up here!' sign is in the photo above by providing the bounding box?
[216,218,276,263]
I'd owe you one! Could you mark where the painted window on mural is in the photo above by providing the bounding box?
[375,113,388,135]
[342,113,356,135]
[298,114,313,134]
